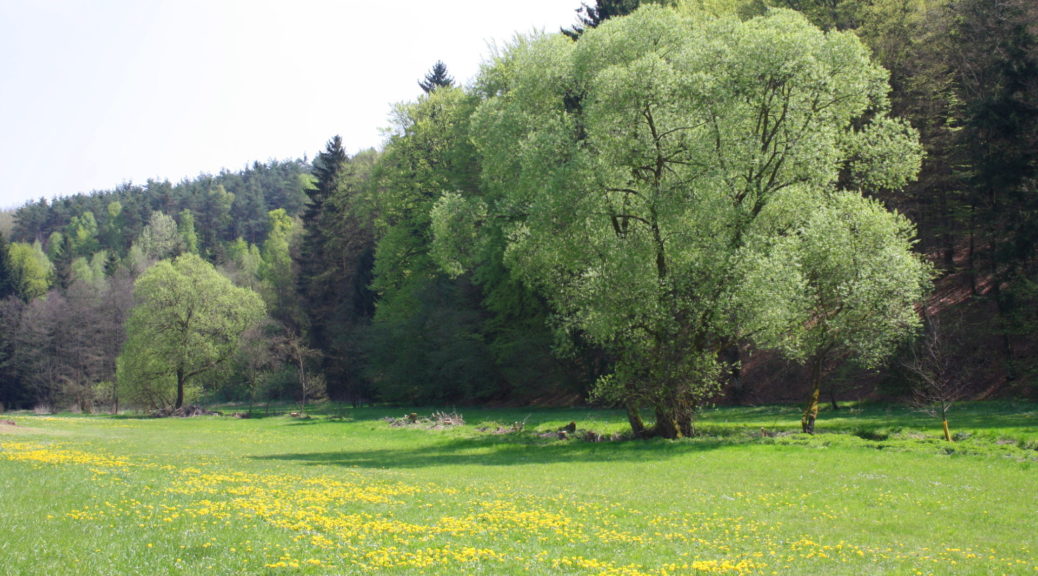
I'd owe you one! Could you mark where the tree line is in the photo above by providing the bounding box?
[0,0,1034,438]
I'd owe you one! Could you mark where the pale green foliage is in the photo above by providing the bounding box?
[67,211,99,257]
[430,192,487,278]
[46,231,64,261]
[259,208,299,315]
[66,251,110,290]
[118,253,266,409]
[178,210,199,254]
[124,244,149,277]
[461,6,926,436]
[741,192,932,366]
[372,87,479,295]
[137,211,183,261]
[7,241,52,301]
[843,117,924,191]
[67,251,110,291]
[0,209,13,238]
[225,237,263,291]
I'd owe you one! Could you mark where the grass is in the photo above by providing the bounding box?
[1,402,1036,575]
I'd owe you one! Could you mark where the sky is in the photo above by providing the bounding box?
[0,0,582,209]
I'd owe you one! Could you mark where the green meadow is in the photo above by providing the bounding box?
[1,403,1036,575]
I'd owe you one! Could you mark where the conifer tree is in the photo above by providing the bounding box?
[298,136,348,341]
[418,61,454,93]
[50,233,75,292]
[563,0,644,39]
[0,232,14,300]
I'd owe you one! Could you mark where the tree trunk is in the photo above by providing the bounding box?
[801,356,824,434]
[986,264,1015,382]
[801,386,820,435]
[967,204,978,295]
[678,410,694,438]
[653,399,691,440]
[296,346,308,412]
[175,368,185,410]
[940,187,955,271]
[654,405,682,439]
[942,419,952,442]
[626,403,647,438]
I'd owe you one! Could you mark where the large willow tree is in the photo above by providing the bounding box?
[436,7,928,437]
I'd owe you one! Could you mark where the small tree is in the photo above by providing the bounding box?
[744,193,932,434]
[272,329,323,413]
[233,322,280,413]
[903,313,969,441]
[118,253,265,410]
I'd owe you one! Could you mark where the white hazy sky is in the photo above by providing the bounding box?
[0,0,582,209]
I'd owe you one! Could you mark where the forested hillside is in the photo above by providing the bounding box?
[0,0,1034,437]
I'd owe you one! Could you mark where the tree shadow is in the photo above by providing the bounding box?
[813,401,1038,434]
[280,407,630,430]
[251,432,734,469]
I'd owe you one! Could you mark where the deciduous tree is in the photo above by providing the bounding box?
[453,7,924,437]
[903,313,969,441]
[118,253,265,410]
[7,241,51,302]
[740,192,932,433]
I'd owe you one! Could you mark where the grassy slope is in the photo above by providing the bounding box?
[1,403,1035,575]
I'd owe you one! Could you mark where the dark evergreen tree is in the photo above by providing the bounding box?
[298,137,347,305]
[0,232,14,300]
[231,178,270,245]
[0,297,26,409]
[418,61,455,93]
[297,137,350,394]
[12,198,49,243]
[50,233,75,292]
[103,250,121,277]
[952,0,1038,381]
[293,140,379,404]
[562,0,645,39]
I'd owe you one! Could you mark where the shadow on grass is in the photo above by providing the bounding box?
[701,401,1037,433]
[279,407,631,429]
[250,432,738,469]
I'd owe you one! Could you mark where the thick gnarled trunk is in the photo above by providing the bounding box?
[626,403,647,438]
[626,400,695,439]
[654,405,683,439]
